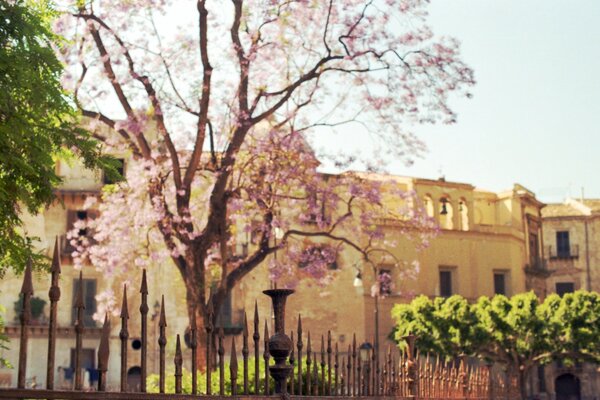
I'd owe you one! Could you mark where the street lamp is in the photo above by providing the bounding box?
[353,269,380,363]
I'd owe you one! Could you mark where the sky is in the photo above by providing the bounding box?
[389,0,600,203]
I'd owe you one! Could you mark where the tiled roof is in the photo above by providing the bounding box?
[541,203,585,218]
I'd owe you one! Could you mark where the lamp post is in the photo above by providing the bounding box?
[353,267,380,364]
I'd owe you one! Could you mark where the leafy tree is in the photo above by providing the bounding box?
[392,291,600,399]
[0,0,113,273]
[56,0,473,368]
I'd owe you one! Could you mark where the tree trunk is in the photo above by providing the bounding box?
[517,366,528,400]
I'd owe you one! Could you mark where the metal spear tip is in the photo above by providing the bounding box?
[174,334,183,364]
[120,284,129,319]
[98,314,111,369]
[51,236,61,274]
[140,269,148,294]
[20,259,34,295]
[159,295,167,327]
[230,337,238,366]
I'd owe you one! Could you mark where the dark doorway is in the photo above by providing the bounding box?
[127,366,142,392]
[555,373,580,400]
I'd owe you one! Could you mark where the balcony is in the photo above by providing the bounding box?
[547,245,579,260]
[525,258,550,276]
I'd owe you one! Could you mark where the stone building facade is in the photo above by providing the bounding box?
[0,153,545,390]
[526,198,600,400]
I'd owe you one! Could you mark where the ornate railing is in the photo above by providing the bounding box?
[0,241,518,399]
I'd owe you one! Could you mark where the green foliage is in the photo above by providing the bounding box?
[392,291,600,368]
[0,0,115,273]
[391,295,483,358]
[147,356,332,395]
[0,305,10,368]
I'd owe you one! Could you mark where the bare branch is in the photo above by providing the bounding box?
[183,0,213,190]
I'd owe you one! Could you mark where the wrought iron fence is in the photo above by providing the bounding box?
[0,242,518,399]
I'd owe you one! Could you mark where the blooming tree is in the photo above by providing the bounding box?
[57,0,473,366]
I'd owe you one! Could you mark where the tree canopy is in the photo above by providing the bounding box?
[0,0,112,273]
[55,0,474,367]
[392,291,600,398]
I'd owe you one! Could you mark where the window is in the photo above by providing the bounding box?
[439,269,453,297]
[72,279,97,327]
[103,158,125,184]
[494,272,507,295]
[555,282,574,296]
[556,231,571,258]
[529,232,539,266]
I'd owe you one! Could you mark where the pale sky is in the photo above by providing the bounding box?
[127,1,600,204]
[392,0,600,203]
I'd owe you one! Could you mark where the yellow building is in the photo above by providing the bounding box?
[237,175,544,362]
[0,153,545,390]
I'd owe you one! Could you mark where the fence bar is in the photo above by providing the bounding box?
[340,356,346,396]
[139,270,149,392]
[346,345,351,396]
[46,241,61,390]
[120,285,129,392]
[158,295,167,393]
[218,327,225,396]
[74,271,85,391]
[17,261,33,389]
[327,331,332,395]
[320,335,325,395]
[253,302,259,394]
[371,341,376,396]
[230,337,238,396]
[97,314,110,391]
[306,333,312,395]
[352,334,357,397]
[263,321,270,395]
[312,350,318,395]
[289,331,295,395]
[174,335,183,394]
[206,298,213,395]
[189,306,198,395]
[242,312,249,395]
[297,316,303,396]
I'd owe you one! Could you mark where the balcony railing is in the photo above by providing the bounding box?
[547,244,579,260]
[525,258,548,274]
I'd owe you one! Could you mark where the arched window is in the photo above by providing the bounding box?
[423,195,434,218]
[459,198,469,231]
[439,197,453,230]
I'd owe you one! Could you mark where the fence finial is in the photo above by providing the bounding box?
[73,271,85,391]
[98,314,110,391]
[51,236,61,274]
[230,336,238,396]
[47,239,61,390]
[139,269,149,393]
[174,334,183,394]
[120,285,129,392]
[17,259,33,389]
[158,295,167,393]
